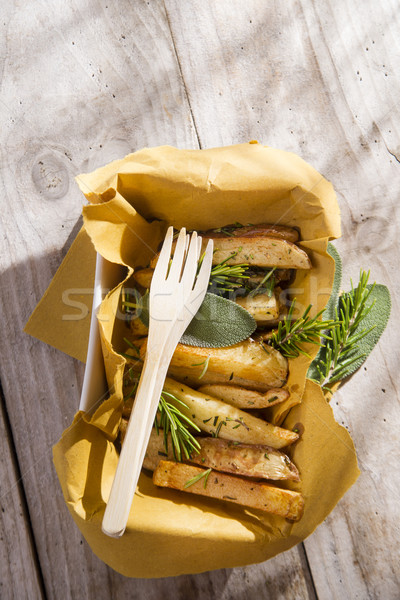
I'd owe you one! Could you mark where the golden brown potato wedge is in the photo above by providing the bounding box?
[121,426,300,481]
[209,237,311,269]
[162,377,298,448]
[166,366,278,392]
[129,317,149,337]
[153,461,304,520]
[133,268,153,289]
[194,438,300,481]
[204,224,300,243]
[197,384,289,409]
[151,236,310,270]
[137,338,288,390]
[235,291,279,324]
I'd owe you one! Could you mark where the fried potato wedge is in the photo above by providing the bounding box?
[121,426,300,481]
[137,338,288,390]
[166,366,279,392]
[197,384,289,409]
[209,237,310,269]
[129,317,149,337]
[235,291,279,324]
[153,461,304,520]
[162,377,298,448]
[206,224,300,243]
[194,438,300,481]
[133,268,153,289]
[151,236,310,270]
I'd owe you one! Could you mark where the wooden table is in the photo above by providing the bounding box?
[1,1,399,598]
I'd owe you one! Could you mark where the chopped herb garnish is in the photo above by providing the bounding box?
[184,468,212,489]
[264,453,270,460]
[215,420,226,437]
[198,356,210,379]
[268,396,278,403]
[213,416,218,426]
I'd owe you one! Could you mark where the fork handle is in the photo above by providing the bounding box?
[102,349,168,538]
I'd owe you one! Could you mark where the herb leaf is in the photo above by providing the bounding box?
[323,243,342,321]
[135,291,256,348]
[180,293,256,347]
[309,275,390,390]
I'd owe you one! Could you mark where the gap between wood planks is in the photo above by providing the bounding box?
[0,381,47,600]
[163,0,202,149]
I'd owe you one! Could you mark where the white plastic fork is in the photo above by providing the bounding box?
[102,226,213,538]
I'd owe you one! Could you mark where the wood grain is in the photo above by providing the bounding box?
[0,389,43,599]
[0,0,399,597]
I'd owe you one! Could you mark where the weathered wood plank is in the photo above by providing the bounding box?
[106,545,316,600]
[0,0,197,597]
[0,389,43,599]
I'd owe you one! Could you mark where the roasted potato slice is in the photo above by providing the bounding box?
[121,426,299,481]
[209,237,310,269]
[137,338,288,390]
[151,236,310,270]
[197,384,289,409]
[153,461,304,520]
[194,437,299,481]
[206,223,300,242]
[133,268,153,289]
[235,291,279,324]
[162,377,298,448]
[129,317,149,337]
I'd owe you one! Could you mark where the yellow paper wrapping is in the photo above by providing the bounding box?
[26,143,359,578]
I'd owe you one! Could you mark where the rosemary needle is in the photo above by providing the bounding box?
[184,468,212,489]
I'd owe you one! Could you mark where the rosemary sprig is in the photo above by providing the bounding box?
[210,260,250,292]
[264,300,336,359]
[196,248,250,293]
[184,468,212,489]
[311,271,376,391]
[154,391,201,461]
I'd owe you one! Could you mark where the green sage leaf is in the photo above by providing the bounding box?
[307,243,342,380]
[323,243,342,321]
[139,292,256,348]
[180,293,257,347]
